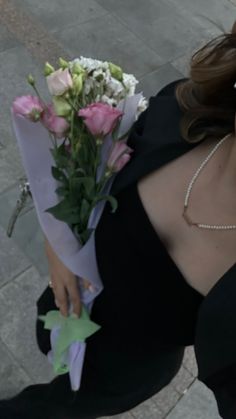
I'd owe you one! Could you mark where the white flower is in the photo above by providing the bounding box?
[136,95,148,118]
[123,73,139,96]
[84,78,95,95]
[106,77,125,97]
[70,57,102,73]
[101,94,118,106]
[138,96,148,112]
[101,61,109,71]
[93,68,105,79]
[68,57,145,111]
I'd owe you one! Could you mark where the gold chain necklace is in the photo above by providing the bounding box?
[182,133,236,230]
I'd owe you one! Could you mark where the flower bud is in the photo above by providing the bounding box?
[72,61,84,75]
[27,74,35,86]
[72,74,84,95]
[44,62,55,76]
[108,62,123,82]
[58,57,69,69]
[107,141,133,173]
[52,96,72,117]
[41,104,69,138]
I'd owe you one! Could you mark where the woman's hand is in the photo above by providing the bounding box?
[44,237,85,318]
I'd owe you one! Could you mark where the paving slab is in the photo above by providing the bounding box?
[0,22,20,53]
[0,45,50,194]
[139,63,184,99]
[170,364,195,395]
[182,346,198,377]
[168,0,235,31]
[55,13,163,78]
[151,382,181,417]
[0,186,47,276]
[5,207,49,276]
[0,338,33,398]
[0,141,25,193]
[166,380,221,419]
[0,224,31,288]
[0,0,70,65]
[101,413,134,419]
[0,46,48,111]
[95,0,217,62]
[129,397,164,419]
[19,0,108,32]
[0,266,55,383]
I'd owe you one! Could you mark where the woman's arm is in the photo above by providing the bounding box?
[44,236,84,317]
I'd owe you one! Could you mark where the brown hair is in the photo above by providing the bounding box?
[175,21,236,143]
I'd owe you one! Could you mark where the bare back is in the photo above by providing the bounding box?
[137,137,236,297]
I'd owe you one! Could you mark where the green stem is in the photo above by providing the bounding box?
[50,132,57,148]
[65,97,78,112]
[70,110,75,151]
[31,84,48,107]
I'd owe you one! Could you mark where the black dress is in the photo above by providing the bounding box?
[27,180,203,419]
[0,79,230,418]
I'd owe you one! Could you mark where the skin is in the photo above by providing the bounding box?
[44,237,91,318]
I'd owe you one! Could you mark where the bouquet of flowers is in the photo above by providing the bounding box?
[9,56,147,391]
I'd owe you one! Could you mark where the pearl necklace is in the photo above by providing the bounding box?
[182,133,236,230]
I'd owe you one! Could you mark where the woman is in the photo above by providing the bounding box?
[1,22,236,419]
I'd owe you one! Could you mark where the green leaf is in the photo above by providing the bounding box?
[75,168,86,176]
[80,198,90,224]
[55,186,68,197]
[70,177,95,198]
[45,200,81,224]
[81,177,95,197]
[79,228,93,244]
[93,194,118,213]
[55,154,69,169]
[51,166,68,183]
[50,144,70,169]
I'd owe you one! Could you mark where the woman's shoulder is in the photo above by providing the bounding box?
[110,78,189,196]
[134,77,188,138]
[127,77,188,150]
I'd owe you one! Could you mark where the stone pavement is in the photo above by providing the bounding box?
[0,0,235,417]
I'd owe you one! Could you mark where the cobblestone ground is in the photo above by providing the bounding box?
[0,0,235,417]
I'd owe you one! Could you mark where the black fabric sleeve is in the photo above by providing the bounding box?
[127,77,187,149]
[194,263,236,419]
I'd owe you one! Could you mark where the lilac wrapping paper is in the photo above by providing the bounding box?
[11,94,142,391]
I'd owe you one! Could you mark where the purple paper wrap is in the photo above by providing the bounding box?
[11,94,142,391]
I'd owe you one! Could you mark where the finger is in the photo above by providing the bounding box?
[53,285,69,317]
[82,278,91,290]
[66,282,81,317]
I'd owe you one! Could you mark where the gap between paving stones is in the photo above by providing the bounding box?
[164,378,198,417]
[0,265,33,290]
[0,335,33,383]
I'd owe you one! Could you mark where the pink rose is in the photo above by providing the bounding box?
[41,104,69,138]
[46,68,73,96]
[12,95,44,122]
[107,141,133,172]
[78,102,123,137]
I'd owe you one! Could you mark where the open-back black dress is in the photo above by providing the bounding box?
[1,79,233,419]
